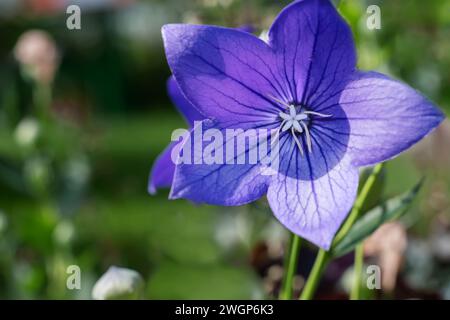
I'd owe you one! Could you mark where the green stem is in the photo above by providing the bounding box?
[333,163,384,245]
[299,249,329,300]
[299,163,384,300]
[279,234,302,300]
[350,244,364,300]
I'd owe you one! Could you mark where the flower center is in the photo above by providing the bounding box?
[268,95,332,155]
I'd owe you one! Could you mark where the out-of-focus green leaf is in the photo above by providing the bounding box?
[332,179,424,258]
[147,263,262,299]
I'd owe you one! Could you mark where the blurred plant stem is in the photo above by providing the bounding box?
[300,163,384,300]
[33,82,52,127]
[299,249,329,300]
[350,244,364,300]
[279,233,302,300]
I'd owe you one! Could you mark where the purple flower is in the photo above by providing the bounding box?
[149,26,253,194]
[148,76,203,194]
[157,0,444,249]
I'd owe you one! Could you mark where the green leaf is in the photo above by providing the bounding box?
[331,179,424,258]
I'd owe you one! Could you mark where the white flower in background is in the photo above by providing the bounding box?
[14,117,40,147]
[53,220,75,247]
[14,30,59,84]
[92,266,144,300]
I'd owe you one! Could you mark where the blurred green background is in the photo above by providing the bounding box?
[0,0,449,299]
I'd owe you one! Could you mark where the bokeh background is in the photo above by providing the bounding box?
[0,0,449,299]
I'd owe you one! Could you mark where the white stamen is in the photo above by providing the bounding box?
[291,126,304,156]
[303,111,332,118]
[267,94,291,108]
[269,95,332,156]
[301,121,312,153]
[270,119,286,149]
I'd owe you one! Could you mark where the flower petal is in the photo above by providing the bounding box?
[268,0,356,104]
[148,143,176,194]
[162,24,286,128]
[170,120,270,205]
[316,71,445,167]
[167,76,204,126]
[267,156,358,249]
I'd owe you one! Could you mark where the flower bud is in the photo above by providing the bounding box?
[92,266,144,300]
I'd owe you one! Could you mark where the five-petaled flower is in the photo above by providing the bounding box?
[151,0,444,249]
